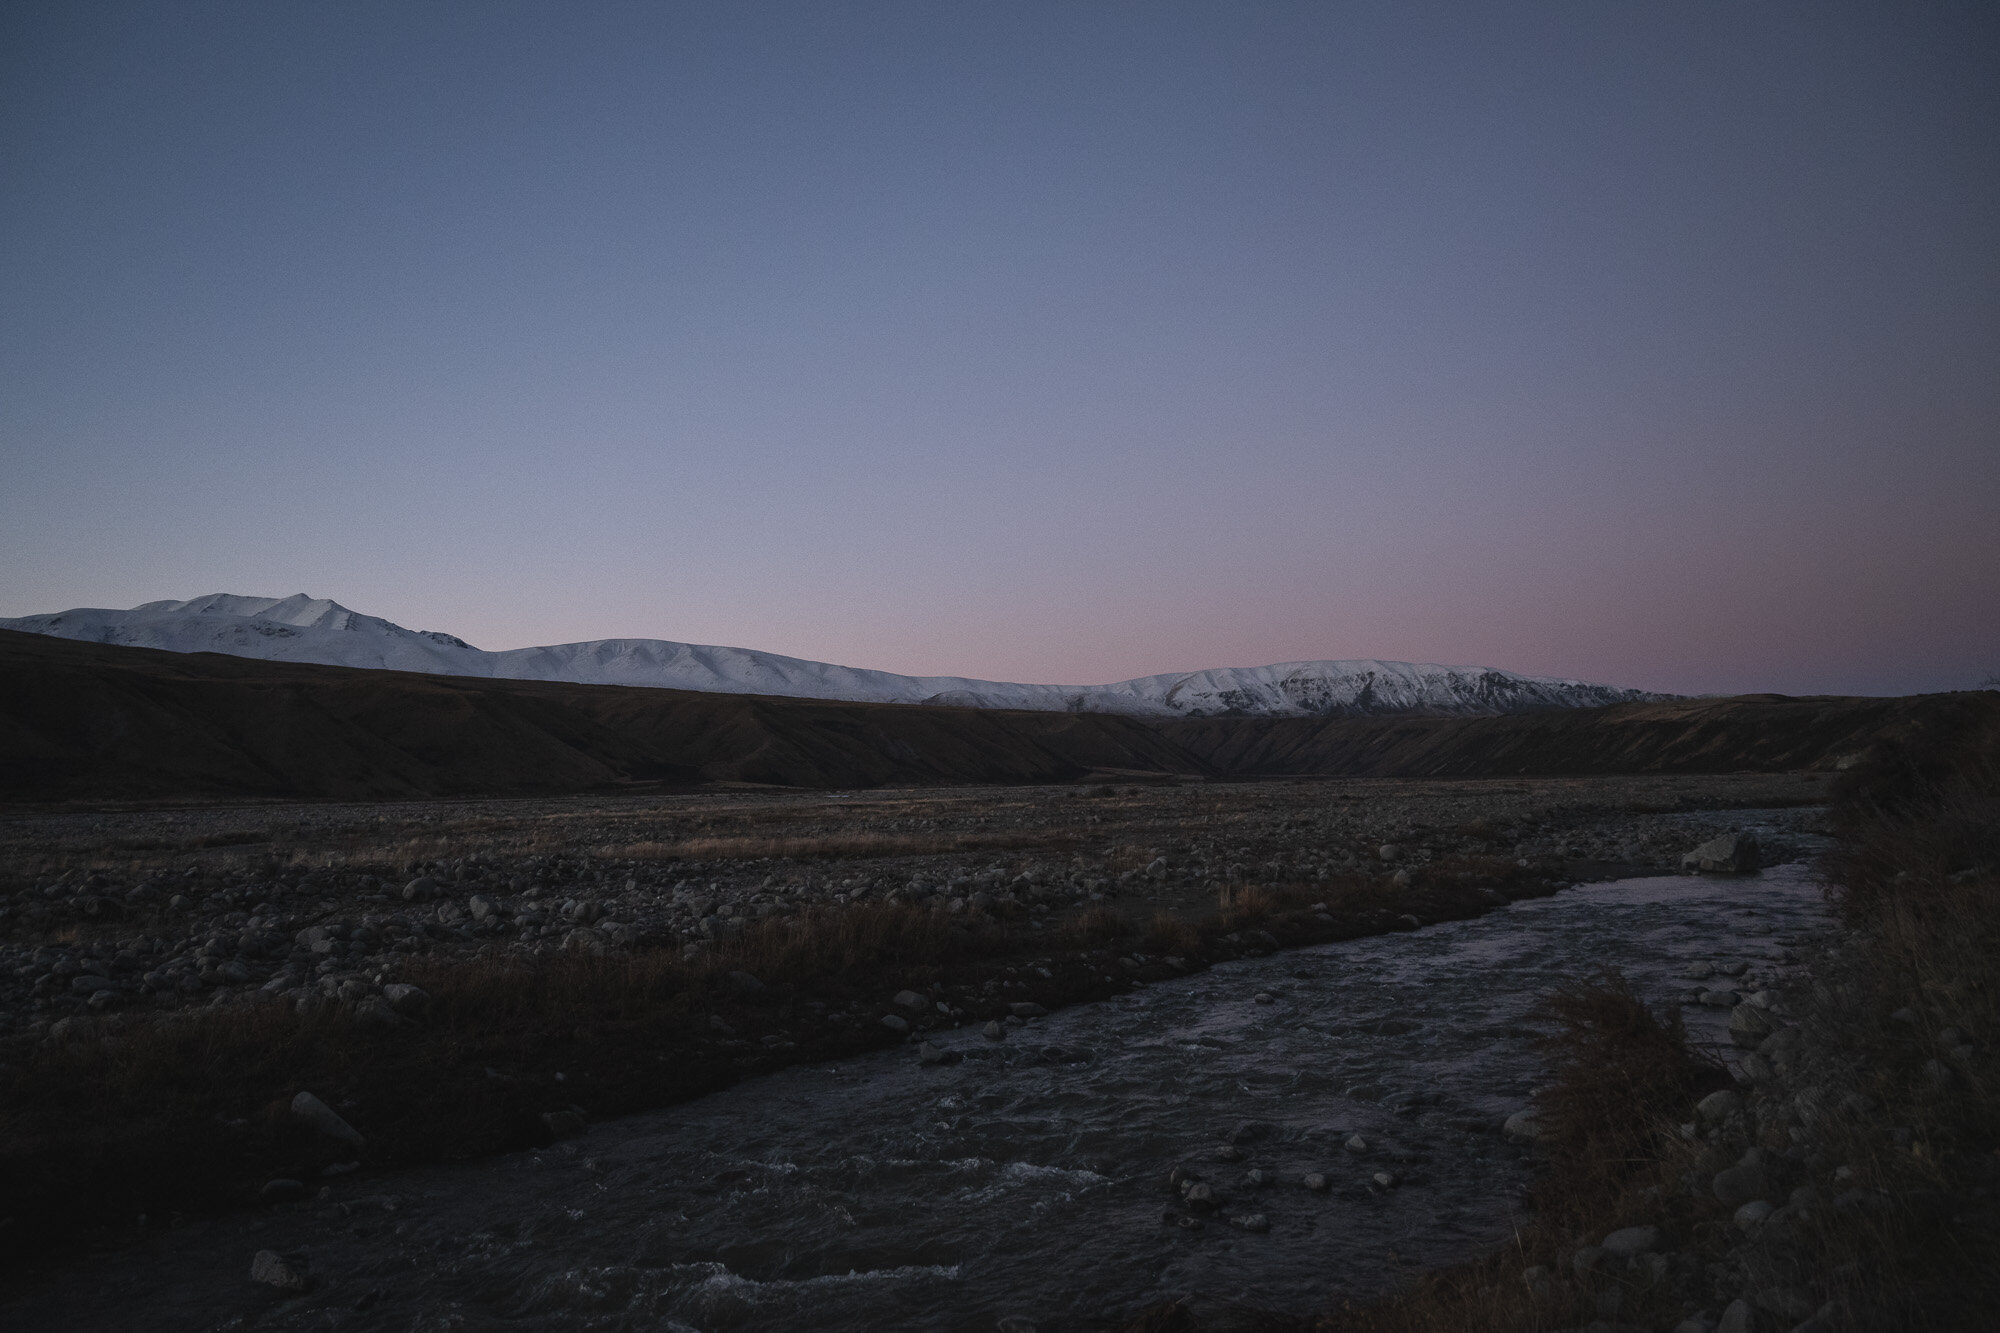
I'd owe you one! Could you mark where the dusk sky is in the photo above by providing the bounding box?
[3,1,1995,698]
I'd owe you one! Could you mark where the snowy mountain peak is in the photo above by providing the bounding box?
[1,594,1669,718]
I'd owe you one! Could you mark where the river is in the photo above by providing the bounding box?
[9,829,1830,1333]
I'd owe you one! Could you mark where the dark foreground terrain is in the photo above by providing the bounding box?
[0,772,1821,1277]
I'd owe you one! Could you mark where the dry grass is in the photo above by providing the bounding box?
[1138,911,1205,957]
[1217,882,1306,927]
[610,830,1069,862]
[1070,906,1132,945]
[1526,971,1729,1220]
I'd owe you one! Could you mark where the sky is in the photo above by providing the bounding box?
[2,2,1995,698]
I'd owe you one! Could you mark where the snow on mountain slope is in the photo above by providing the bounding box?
[0,595,1667,717]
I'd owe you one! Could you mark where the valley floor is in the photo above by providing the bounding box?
[0,772,1823,1036]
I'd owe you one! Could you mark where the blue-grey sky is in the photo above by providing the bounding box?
[3,1,1995,696]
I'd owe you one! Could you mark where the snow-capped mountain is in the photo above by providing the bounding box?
[0,594,1667,718]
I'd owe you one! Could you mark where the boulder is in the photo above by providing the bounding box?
[1681,833,1760,874]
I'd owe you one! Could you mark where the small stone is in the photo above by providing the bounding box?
[880,1013,910,1033]
[1728,1003,1776,1048]
[260,1178,307,1203]
[1755,1286,1816,1321]
[352,996,402,1029]
[249,1249,307,1292]
[1302,1172,1328,1192]
[541,1109,586,1139]
[1183,1181,1216,1211]
[983,1020,1005,1040]
[1243,1168,1269,1187]
[1737,1052,1776,1083]
[1378,844,1401,861]
[1715,1297,1755,1333]
[1713,1161,1769,1208]
[1601,1225,1659,1257]
[1733,1199,1773,1230]
[1253,992,1276,1005]
[893,989,929,1011]
[468,894,497,920]
[916,1041,960,1066]
[1696,1089,1742,1122]
[1571,1244,1606,1275]
[1684,960,1716,980]
[1009,1001,1048,1018]
[1371,1171,1397,1189]
[1503,1109,1544,1141]
[1216,1145,1245,1163]
[1345,1134,1368,1153]
[290,1091,364,1148]
[1232,1212,1270,1232]
[381,983,430,1015]
[1698,989,1741,1008]
[401,876,436,901]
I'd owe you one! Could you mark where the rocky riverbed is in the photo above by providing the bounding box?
[2,851,1842,1333]
[0,774,1821,1042]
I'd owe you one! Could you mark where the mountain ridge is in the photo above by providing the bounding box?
[0,593,1669,719]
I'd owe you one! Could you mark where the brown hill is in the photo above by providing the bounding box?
[3,629,1992,802]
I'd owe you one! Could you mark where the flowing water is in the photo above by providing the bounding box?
[12,837,1831,1333]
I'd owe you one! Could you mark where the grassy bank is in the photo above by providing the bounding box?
[0,857,1548,1271]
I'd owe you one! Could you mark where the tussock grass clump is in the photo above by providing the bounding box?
[1527,971,1728,1219]
[1139,912,1205,957]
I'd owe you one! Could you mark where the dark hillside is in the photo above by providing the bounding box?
[1161,692,2000,779]
[0,630,1203,800]
[3,630,1993,801]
